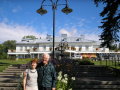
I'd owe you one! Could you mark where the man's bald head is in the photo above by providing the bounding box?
[42,53,50,59]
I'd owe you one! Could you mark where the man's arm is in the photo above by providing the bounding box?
[51,65,57,90]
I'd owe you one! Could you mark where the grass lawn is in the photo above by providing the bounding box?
[93,60,120,69]
[0,59,32,72]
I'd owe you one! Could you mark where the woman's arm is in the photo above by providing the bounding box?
[23,72,27,90]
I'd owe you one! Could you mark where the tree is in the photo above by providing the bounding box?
[22,35,37,40]
[0,44,4,53]
[94,0,120,48]
[0,40,16,59]
[0,41,15,59]
[3,40,16,53]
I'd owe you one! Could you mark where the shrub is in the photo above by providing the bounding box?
[75,58,94,65]
[0,52,7,59]
[56,71,75,90]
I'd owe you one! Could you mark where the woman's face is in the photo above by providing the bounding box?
[31,62,37,69]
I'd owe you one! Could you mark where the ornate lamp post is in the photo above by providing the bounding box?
[36,0,72,59]
[57,41,69,59]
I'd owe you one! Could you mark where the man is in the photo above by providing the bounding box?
[37,53,56,90]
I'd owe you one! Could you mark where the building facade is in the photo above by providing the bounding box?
[8,34,120,60]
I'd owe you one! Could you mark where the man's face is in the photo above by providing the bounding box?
[42,54,49,65]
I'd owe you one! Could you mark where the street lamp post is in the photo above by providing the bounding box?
[57,41,69,59]
[36,0,72,59]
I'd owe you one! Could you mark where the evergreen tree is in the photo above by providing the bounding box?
[94,0,120,48]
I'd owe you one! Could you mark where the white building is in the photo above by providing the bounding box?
[8,34,112,59]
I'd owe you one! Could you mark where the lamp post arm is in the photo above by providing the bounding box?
[41,0,46,6]
[65,0,68,5]
[57,4,66,6]
[50,0,54,5]
[56,0,59,5]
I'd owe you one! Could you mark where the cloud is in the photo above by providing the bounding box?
[12,6,22,13]
[77,18,86,27]
[59,28,77,37]
[59,28,100,41]
[0,21,46,43]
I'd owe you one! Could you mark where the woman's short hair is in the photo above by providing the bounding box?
[31,59,38,64]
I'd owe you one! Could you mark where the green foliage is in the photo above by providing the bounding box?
[0,52,7,59]
[0,59,32,72]
[0,40,16,59]
[0,44,4,52]
[3,40,16,53]
[110,44,120,52]
[94,0,120,48]
[17,73,23,90]
[75,58,94,65]
[56,71,75,90]
[110,44,117,50]
[22,35,36,40]
[93,60,120,68]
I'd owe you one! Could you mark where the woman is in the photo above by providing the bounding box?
[23,59,38,90]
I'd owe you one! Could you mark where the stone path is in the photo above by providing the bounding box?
[0,64,26,90]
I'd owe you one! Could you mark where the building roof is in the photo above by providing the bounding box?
[17,34,100,45]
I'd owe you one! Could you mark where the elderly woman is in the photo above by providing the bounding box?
[23,59,38,90]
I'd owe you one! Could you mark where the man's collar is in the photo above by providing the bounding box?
[42,61,51,66]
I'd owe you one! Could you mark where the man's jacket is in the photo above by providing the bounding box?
[37,62,56,88]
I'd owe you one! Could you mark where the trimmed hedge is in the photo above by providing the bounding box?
[74,58,94,65]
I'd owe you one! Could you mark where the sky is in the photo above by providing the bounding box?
[0,0,105,43]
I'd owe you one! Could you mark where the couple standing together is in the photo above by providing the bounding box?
[23,53,56,90]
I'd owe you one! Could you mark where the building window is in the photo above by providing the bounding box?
[86,45,89,51]
[49,47,52,51]
[71,47,76,51]
[79,48,81,51]
[79,45,82,51]
[43,45,46,51]
[20,47,23,51]
[25,46,27,51]
[33,48,37,51]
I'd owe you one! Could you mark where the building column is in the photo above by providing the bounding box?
[16,54,18,61]
[30,53,31,58]
[31,54,33,58]
[33,54,35,58]
[38,54,39,59]
[69,46,71,59]
[31,54,32,58]
[24,54,25,59]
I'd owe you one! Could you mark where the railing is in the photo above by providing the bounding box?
[8,49,16,53]
[94,53,120,69]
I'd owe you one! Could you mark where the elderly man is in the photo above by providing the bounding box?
[37,53,56,90]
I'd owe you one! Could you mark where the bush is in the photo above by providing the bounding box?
[75,58,94,65]
[56,71,75,90]
[0,52,7,59]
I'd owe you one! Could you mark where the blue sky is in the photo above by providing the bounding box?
[0,0,105,43]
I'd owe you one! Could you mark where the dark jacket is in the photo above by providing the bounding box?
[37,62,56,88]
